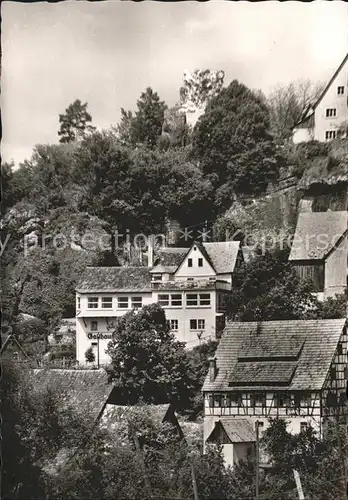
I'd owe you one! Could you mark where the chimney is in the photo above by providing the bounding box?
[148,235,154,268]
[208,357,217,382]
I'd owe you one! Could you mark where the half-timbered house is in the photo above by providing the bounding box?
[202,319,347,467]
[289,211,347,300]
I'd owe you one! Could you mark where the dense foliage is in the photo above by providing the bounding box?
[58,99,96,143]
[223,247,346,321]
[106,303,198,411]
[117,87,167,148]
[192,80,282,204]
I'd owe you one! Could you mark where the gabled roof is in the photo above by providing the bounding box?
[289,211,347,261]
[311,53,348,111]
[294,53,348,126]
[207,419,256,444]
[25,369,113,422]
[76,266,152,292]
[202,319,346,392]
[151,247,188,273]
[198,241,241,274]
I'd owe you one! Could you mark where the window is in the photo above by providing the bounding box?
[187,277,194,282]
[171,294,182,306]
[300,422,308,433]
[257,421,264,429]
[158,294,169,306]
[187,294,198,306]
[338,86,344,95]
[208,394,214,408]
[198,258,203,267]
[169,319,178,331]
[188,258,193,267]
[213,394,222,407]
[152,274,162,282]
[277,393,290,407]
[337,343,343,355]
[188,319,205,331]
[91,320,98,331]
[131,296,142,309]
[77,296,81,309]
[330,366,337,379]
[88,297,98,309]
[199,293,211,306]
[250,393,266,407]
[227,393,242,406]
[101,297,112,309]
[117,297,129,309]
[325,130,337,140]
[326,108,337,117]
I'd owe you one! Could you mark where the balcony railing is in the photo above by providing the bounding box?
[151,279,231,291]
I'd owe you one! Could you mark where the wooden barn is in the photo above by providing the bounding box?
[289,211,347,299]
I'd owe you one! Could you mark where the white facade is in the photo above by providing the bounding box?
[76,242,240,365]
[293,53,348,143]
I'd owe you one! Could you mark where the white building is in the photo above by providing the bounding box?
[293,53,348,143]
[202,319,347,468]
[75,241,242,365]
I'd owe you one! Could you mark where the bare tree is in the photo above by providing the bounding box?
[267,79,324,143]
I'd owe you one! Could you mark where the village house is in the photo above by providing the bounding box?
[292,52,348,143]
[289,211,348,300]
[75,241,243,364]
[202,319,347,468]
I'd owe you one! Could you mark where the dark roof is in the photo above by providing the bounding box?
[25,369,112,422]
[289,211,347,261]
[197,241,241,274]
[76,266,152,292]
[153,248,188,270]
[237,334,305,360]
[294,53,348,126]
[202,319,346,392]
[229,361,297,386]
[207,419,256,444]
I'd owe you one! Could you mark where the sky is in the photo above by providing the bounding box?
[2,1,348,167]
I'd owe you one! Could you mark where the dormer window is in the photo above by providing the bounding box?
[152,274,162,282]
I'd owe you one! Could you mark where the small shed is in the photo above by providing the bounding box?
[206,419,256,467]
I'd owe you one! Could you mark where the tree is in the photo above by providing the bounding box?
[267,80,324,144]
[85,346,95,363]
[58,99,96,143]
[116,87,167,148]
[106,303,196,410]
[222,247,318,321]
[261,418,347,500]
[192,80,281,202]
[0,361,44,499]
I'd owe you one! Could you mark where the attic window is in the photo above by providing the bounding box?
[330,367,337,379]
[188,258,193,267]
[337,86,344,95]
[198,258,203,267]
[337,343,343,355]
